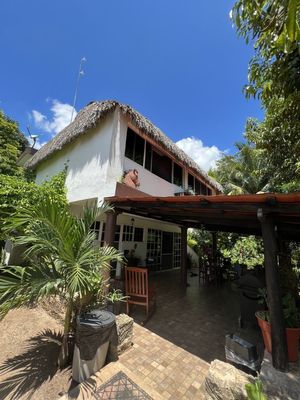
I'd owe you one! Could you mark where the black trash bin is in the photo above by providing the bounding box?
[72,309,117,383]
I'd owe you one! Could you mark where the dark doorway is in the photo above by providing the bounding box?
[161,231,173,270]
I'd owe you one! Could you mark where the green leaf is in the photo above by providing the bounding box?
[286,0,300,43]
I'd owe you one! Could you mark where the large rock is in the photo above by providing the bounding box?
[203,360,254,400]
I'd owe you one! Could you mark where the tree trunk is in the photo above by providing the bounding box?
[58,298,73,368]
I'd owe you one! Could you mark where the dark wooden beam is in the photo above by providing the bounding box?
[109,199,300,215]
[257,209,288,371]
[180,226,188,287]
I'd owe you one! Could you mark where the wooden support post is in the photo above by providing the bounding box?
[103,210,118,294]
[104,211,117,247]
[180,226,188,287]
[257,209,288,371]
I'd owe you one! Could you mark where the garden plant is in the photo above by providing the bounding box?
[0,198,122,366]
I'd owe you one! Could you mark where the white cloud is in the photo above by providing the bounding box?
[31,110,45,124]
[31,99,77,136]
[176,137,223,171]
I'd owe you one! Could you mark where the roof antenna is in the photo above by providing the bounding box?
[70,57,87,123]
[27,126,40,149]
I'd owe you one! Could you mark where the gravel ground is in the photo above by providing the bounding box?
[0,306,72,400]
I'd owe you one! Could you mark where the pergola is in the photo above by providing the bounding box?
[104,192,300,371]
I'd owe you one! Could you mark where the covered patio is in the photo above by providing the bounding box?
[126,269,240,362]
[105,193,300,371]
[69,269,241,399]
[119,269,240,399]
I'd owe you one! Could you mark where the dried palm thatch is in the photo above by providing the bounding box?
[26,100,222,192]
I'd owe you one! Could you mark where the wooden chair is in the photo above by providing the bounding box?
[125,267,156,317]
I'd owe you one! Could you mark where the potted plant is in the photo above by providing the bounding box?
[256,292,300,362]
[106,289,128,315]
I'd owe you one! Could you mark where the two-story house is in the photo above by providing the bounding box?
[26,100,222,272]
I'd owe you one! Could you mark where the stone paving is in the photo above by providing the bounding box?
[117,269,240,399]
[119,323,209,399]
[67,269,240,400]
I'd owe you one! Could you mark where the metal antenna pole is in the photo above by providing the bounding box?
[70,57,86,123]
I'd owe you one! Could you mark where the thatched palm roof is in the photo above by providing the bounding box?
[26,100,222,192]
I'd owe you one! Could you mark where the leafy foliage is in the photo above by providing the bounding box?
[0,198,123,365]
[0,170,67,242]
[245,379,267,400]
[282,293,300,327]
[231,1,300,191]
[221,236,264,269]
[246,96,300,191]
[231,0,300,103]
[187,229,212,255]
[210,137,271,194]
[258,292,300,327]
[0,110,28,177]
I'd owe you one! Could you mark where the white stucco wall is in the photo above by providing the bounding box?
[35,111,121,203]
[35,106,214,204]
[116,213,180,259]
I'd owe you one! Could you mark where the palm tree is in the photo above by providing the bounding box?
[0,198,122,366]
[210,141,271,195]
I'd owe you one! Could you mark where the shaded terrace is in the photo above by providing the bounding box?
[105,192,300,371]
[117,269,240,399]
[128,269,240,363]
[76,270,241,400]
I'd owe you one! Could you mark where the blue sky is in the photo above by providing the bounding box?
[0,1,263,170]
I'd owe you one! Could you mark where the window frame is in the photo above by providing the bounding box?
[125,126,212,193]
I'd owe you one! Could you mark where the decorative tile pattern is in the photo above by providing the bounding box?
[95,371,153,400]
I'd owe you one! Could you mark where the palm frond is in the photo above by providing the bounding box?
[0,264,62,319]
[2,197,122,325]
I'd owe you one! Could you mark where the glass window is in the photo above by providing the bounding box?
[188,173,195,193]
[125,128,135,160]
[173,232,181,268]
[90,221,101,240]
[114,225,121,243]
[133,134,145,166]
[173,163,183,187]
[125,128,145,166]
[134,227,144,242]
[146,228,162,270]
[195,179,201,195]
[200,182,207,195]
[145,142,152,170]
[123,225,134,241]
[152,150,172,182]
